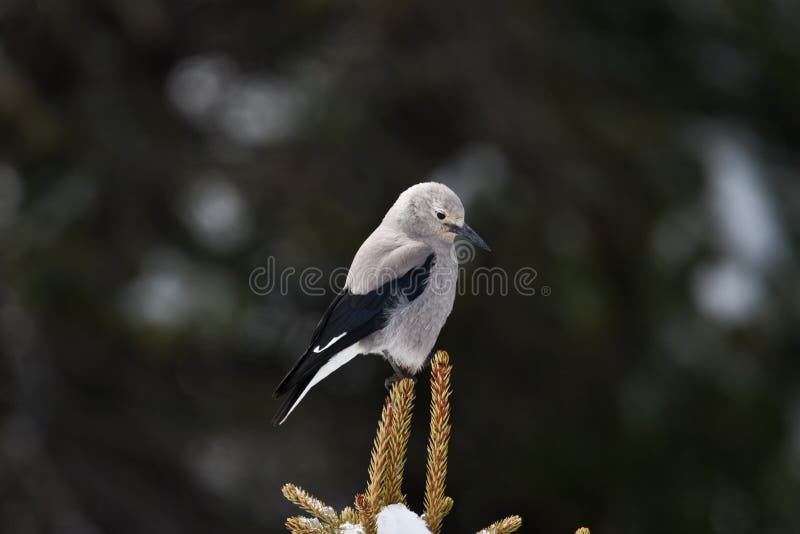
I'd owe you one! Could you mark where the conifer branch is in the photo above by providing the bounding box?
[441,496,454,518]
[354,493,373,534]
[423,350,453,534]
[281,350,523,534]
[384,378,416,505]
[475,515,523,534]
[281,484,338,526]
[364,395,394,528]
[285,516,327,534]
[340,507,359,525]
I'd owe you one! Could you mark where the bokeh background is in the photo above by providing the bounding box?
[3,1,800,533]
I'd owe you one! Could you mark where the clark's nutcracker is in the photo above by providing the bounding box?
[272,182,490,425]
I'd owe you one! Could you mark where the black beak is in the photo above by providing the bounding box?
[451,223,491,252]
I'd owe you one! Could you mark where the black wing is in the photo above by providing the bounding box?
[272,253,435,399]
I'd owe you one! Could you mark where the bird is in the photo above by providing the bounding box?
[272,182,490,425]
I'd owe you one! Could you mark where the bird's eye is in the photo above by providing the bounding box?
[436,212,446,220]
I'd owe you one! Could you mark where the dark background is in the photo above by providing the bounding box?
[2,1,800,533]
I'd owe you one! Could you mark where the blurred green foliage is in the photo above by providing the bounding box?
[2,1,800,533]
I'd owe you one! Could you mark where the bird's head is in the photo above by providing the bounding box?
[385,182,491,252]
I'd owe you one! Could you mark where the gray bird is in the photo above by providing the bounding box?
[272,182,490,425]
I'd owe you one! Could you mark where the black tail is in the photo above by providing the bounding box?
[273,360,300,399]
[271,374,313,426]
[273,346,320,399]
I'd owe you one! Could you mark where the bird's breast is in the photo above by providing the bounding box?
[370,253,458,373]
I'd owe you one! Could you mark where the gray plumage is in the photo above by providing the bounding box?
[272,182,490,425]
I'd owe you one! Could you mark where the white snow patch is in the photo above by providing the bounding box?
[296,517,324,530]
[376,504,432,534]
[339,522,365,534]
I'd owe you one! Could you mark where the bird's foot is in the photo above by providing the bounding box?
[384,371,416,391]
[384,375,400,390]
[383,352,416,390]
[400,370,417,382]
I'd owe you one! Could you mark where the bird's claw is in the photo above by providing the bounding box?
[384,376,398,391]
[384,373,416,391]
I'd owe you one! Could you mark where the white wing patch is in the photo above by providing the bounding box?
[313,331,347,354]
